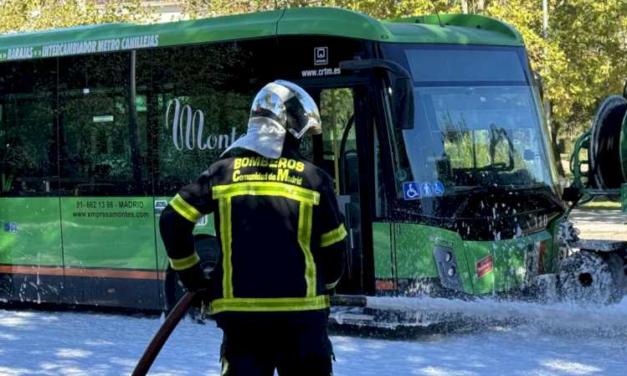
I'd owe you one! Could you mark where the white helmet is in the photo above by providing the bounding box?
[223,80,321,159]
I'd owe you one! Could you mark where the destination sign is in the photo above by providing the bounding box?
[0,34,160,62]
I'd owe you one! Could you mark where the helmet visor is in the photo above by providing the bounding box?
[274,80,322,139]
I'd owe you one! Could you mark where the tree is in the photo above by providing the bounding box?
[549,0,626,130]
[0,0,149,33]
[182,0,458,19]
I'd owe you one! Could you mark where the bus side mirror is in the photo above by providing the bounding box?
[562,186,582,202]
[340,58,414,130]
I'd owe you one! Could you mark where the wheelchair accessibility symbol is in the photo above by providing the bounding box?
[402,182,421,200]
[433,181,445,196]
[403,181,445,200]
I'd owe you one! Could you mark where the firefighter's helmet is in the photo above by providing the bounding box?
[250,80,322,139]
[224,80,321,159]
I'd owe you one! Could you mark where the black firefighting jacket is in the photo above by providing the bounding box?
[159,149,347,316]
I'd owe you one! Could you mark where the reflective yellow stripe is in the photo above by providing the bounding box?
[169,194,202,223]
[210,295,330,314]
[169,252,200,271]
[212,182,321,300]
[212,182,320,205]
[219,197,234,299]
[298,201,316,297]
[320,224,347,247]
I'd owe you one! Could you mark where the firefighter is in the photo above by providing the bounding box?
[159,80,347,376]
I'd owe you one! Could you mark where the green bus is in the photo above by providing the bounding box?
[0,7,567,314]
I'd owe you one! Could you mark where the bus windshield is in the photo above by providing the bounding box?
[386,45,556,199]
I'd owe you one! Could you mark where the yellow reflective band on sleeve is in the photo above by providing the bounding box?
[209,295,330,314]
[320,224,348,247]
[212,182,320,205]
[298,201,316,297]
[169,252,200,271]
[169,194,202,223]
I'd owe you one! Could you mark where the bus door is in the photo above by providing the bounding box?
[306,85,376,295]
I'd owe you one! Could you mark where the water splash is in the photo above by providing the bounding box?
[366,296,627,338]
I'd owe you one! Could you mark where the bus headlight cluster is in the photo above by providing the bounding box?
[433,246,463,292]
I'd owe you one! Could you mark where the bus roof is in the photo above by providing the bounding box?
[0,7,523,62]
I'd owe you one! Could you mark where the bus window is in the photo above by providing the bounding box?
[144,42,269,195]
[0,60,58,196]
[57,52,150,196]
[320,88,356,195]
[143,40,273,282]
[444,127,516,172]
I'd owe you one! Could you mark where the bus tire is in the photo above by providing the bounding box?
[558,251,623,304]
[606,253,626,299]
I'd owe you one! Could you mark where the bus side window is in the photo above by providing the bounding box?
[143,41,270,196]
[0,60,57,196]
[319,88,357,195]
[57,52,150,196]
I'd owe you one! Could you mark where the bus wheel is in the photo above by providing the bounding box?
[558,251,623,304]
[606,253,626,298]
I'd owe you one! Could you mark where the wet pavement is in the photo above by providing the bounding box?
[570,209,627,241]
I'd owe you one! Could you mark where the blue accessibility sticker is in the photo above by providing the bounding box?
[420,182,433,198]
[402,182,421,200]
[404,181,446,200]
[433,181,445,196]
[4,222,18,233]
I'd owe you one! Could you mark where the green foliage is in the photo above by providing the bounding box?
[0,0,150,33]
[486,0,626,132]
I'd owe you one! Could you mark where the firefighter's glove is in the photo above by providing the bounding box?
[177,263,211,292]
